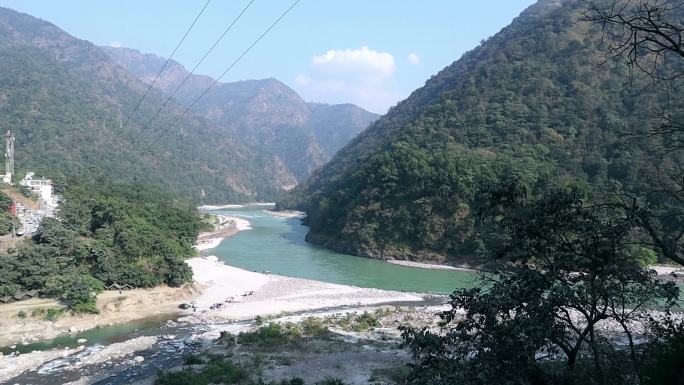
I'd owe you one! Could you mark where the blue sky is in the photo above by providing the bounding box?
[0,0,536,113]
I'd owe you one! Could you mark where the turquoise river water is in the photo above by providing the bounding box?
[208,206,478,294]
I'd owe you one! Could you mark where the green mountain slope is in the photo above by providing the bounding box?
[0,7,295,203]
[101,46,379,184]
[279,0,682,263]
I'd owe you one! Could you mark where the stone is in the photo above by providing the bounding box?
[77,338,88,344]
[133,355,145,363]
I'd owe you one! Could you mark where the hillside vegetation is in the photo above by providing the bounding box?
[0,7,305,203]
[0,180,205,312]
[102,46,379,185]
[279,0,684,263]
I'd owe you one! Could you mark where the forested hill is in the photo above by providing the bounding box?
[0,7,303,203]
[101,46,379,184]
[278,0,683,263]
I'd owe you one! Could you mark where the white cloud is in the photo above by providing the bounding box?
[407,53,421,65]
[312,46,395,78]
[108,41,123,48]
[294,47,404,114]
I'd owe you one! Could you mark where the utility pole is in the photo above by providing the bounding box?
[4,130,14,183]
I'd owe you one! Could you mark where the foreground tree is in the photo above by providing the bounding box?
[402,181,680,385]
[587,0,684,266]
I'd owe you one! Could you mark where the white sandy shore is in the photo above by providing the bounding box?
[0,257,426,382]
[0,214,429,382]
[387,260,476,271]
[183,256,425,323]
[264,210,306,218]
[198,203,276,211]
[651,265,684,276]
[194,216,252,251]
[195,237,223,251]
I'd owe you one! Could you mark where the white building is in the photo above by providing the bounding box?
[20,172,54,205]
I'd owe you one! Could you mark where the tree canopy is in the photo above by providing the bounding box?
[0,179,206,312]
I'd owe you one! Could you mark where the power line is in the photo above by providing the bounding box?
[135,0,301,159]
[123,0,257,151]
[118,0,211,134]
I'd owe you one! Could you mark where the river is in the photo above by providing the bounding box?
[4,205,467,384]
[5,206,683,384]
[208,206,478,294]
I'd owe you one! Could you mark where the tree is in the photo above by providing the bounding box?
[588,0,684,82]
[0,180,204,312]
[587,0,684,266]
[402,182,680,385]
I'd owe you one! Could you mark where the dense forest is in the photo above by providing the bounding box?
[279,0,684,264]
[102,46,379,185]
[0,190,18,235]
[0,180,206,312]
[0,7,338,204]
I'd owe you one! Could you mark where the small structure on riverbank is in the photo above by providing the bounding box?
[4,289,40,303]
[106,283,133,291]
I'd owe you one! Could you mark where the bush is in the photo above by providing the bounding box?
[641,319,684,385]
[238,323,301,346]
[301,317,328,336]
[316,379,346,385]
[352,312,379,331]
[17,310,26,319]
[155,356,248,385]
[43,307,66,321]
[184,355,204,365]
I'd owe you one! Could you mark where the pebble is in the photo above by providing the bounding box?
[77,338,88,344]
[69,326,78,333]
[133,355,145,363]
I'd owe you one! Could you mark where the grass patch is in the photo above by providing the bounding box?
[30,307,68,321]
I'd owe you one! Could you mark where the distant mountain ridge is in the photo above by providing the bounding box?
[101,46,379,183]
[0,6,301,202]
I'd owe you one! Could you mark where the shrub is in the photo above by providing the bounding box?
[43,307,66,321]
[352,312,379,332]
[184,355,204,365]
[238,323,301,346]
[301,317,328,336]
[155,356,248,385]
